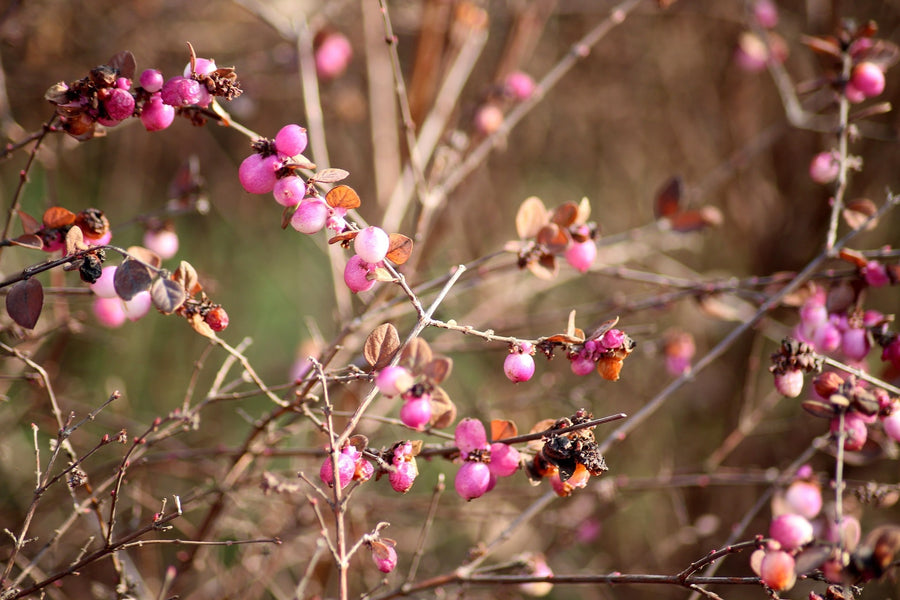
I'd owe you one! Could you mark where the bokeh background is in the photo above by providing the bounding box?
[0,0,899,598]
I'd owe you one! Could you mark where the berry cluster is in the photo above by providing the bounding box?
[319,444,373,489]
[567,325,636,381]
[473,70,536,136]
[453,418,521,501]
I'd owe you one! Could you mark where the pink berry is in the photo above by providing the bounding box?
[813,322,841,353]
[185,58,217,78]
[769,513,813,551]
[488,442,520,477]
[315,33,353,80]
[474,104,503,135]
[103,88,135,122]
[882,409,900,442]
[273,176,305,207]
[319,450,355,488]
[831,412,868,451]
[400,394,432,430]
[504,71,535,101]
[139,69,164,93]
[753,0,778,28]
[239,153,280,194]
[93,297,127,328]
[759,549,796,591]
[600,329,626,349]
[375,365,413,397]
[565,240,597,273]
[825,515,861,551]
[370,540,397,573]
[882,339,900,370]
[455,418,488,456]
[841,327,870,361]
[519,555,553,597]
[455,461,491,501]
[123,291,152,322]
[143,229,179,260]
[734,32,769,72]
[851,62,886,98]
[90,266,119,299]
[809,151,839,184]
[160,76,202,107]
[274,124,308,156]
[389,448,418,494]
[783,481,822,520]
[290,199,329,234]
[504,351,535,383]
[354,226,390,264]
[570,353,595,376]
[204,307,229,332]
[774,369,804,398]
[845,82,867,103]
[327,206,348,232]
[140,93,175,131]
[343,255,376,293]
[354,456,374,482]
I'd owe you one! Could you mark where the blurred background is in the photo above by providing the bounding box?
[0,0,899,598]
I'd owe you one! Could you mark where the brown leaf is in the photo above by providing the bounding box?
[348,434,369,452]
[838,248,868,268]
[842,198,878,231]
[422,356,452,384]
[855,38,900,70]
[668,207,723,232]
[172,261,201,296]
[126,246,162,269]
[363,323,400,369]
[491,419,518,442]
[400,338,433,372]
[114,259,153,300]
[516,196,548,239]
[42,207,76,229]
[6,278,43,329]
[527,419,557,451]
[10,234,43,250]
[107,51,136,79]
[535,223,570,252]
[325,185,361,209]
[801,400,836,419]
[150,277,186,314]
[189,312,216,338]
[587,317,620,341]
[801,35,842,59]
[386,234,413,265]
[17,211,41,235]
[654,176,682,219]
[281,203,298,230]
[371,267,394,282]
[408,439,424,456]
[527,253,558,280]
[312,168,349,183]
[575,197,591,224]
[64,226,87,255]
[327,231,357,245]
[428,386,456,429]
[550,202,579,228]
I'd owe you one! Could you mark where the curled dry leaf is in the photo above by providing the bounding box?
[576,197,591,224]
[838,248,868,268]
[428,386,456,429]
[312,168,349,183]
[550,202,579,228]
[64,226,87,256]
[371,267,394,282]
[491,419,518,442]
[842,198,878,231]
[422,356,452,384]
[527,253,558,280]
[42,207,76,229]
[107,50,136,79]
[150,277,186,315]
[6,278,43,329]
[363,323,400,369]
[172,261,201,296]
[348,434,369,452]
[535,224,570,253]
[386,234,413,265]
[516,196,549,239]
[17,210,41,235]
[188,312,216,338]
[11,234,43,250]
[327,231,357,245]
[325,185,361,210]
[527,418,558,452]
[126,246,162,269]
[114,259,153,300]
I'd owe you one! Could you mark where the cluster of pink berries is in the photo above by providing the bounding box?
[733,0,787,73]
[473,71,536,136]
[453,419,520,501]
[45,51,241,140]
[568,327,635,381]
[319,444,374,489]
[91,266,152,328]
[344,226,392,293]
[376,365,433,430]
[793,286,885,367]
[388,441,419,493]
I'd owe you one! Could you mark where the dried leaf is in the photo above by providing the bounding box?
[535,224,570,252]
[17,211,41,235]
[312,168,349,183]
[114,259,153,300]
[697,295,754,322]
[575,197,591,224]
[527,419,557,451]
[363,323,400,369]
[428,386,456,429]
[654,176,682,219]
[801,400,836,419]
[491,419,518,441]
[6,278,43,329]
[189,312,216,338]
[566,310,578,338]
[541,332,585,345]
[587,317,620,341]
[150,277,186,314]
[408,439,424,456]
[172,261,201,296]
[10,234,43,250]
[371,267,394,282]
[42,207,76,229]
[422,356,452,384]
[838,248,868,268]
[400,338,433,372]
[855,38,900,70]
[107,51,136,79]
[386,234,413,265]
[550,202,579,228]
[669,206,723,232]
[801,35,842,59]
[64,226,87,255]
[516,196,548,239]
[126,246,162,269]
[327,231,357,245]
[281,203,298,230]
[348,434,369,452]
[842,198,878,231]
[325,185,361,209]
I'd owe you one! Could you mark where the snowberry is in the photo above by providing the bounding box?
[376,365,414,397]
[882,409,900,442]
[455,418,488,455]
[809,151,839,184]
[783,480,822,520]
[813,322,841,353]
[274,124,308,157]
[354,456,374,482]
[773,369,804,398]
[204,307,229,332]
[123,291,152,321]
[759,549,796,591]
[753,0,778,28]
[565,240,597,273]
[290,199,329,234]
[882,339,900,370]
[354,226,390,264]
[504,71,535,101]
[851,62,886,98]
[370,540,397,573]
[103,88,135,122]
[488,442,520,477]
[185,57,217,78]
[239,153,280,194]
[455,461,491,501]
[319,450,355,488]
[844,82,867,103]
[400,394,432,430]
[316,33,353,80]
[90,266,119,299]
[143,229,179,259]
[273,176,305,207]
[389,444,418,493]
[139,69,164,93]
[504,351,535,383]
[344,255,376,293]
[831,412,868,451]
[841,327,870,361]
[519,555,553,597]
[93,297,127,328]
[160,76,202,107]
[140,93,175,131]
[474,104,503,135]
[600,329,626,349]
[769,514,813,551]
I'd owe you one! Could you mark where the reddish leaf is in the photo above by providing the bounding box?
[536,224,570,252]
[428,386,456,429]
[150,278,186,314]
[838,248,868,268]
[107,51,136,79]
[491,419,518,442]
[126,246,162,269]
[10,234,43,250]
[17,210,41,235]
[312,168,349,183]
[527,253,558,280]
[587,317,620,341]
[114,259,153,300]
[363,323,400,369]
[422,356,452,384]
[516,196,548,239]
[347,434,369,452]
[801,35,842,59]
[327,231,357,245]
[325,185,361,209]
[386,234,413,265]
[6,278,43,329]
[550,202,579,228]
[842,198,878,231]
[43,207,76,229]
[654,176,682,219]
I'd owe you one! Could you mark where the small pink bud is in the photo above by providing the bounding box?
[809,151,840,184]
[370,540,397,573]
[774,369,804,398]
[504,71,535,101]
